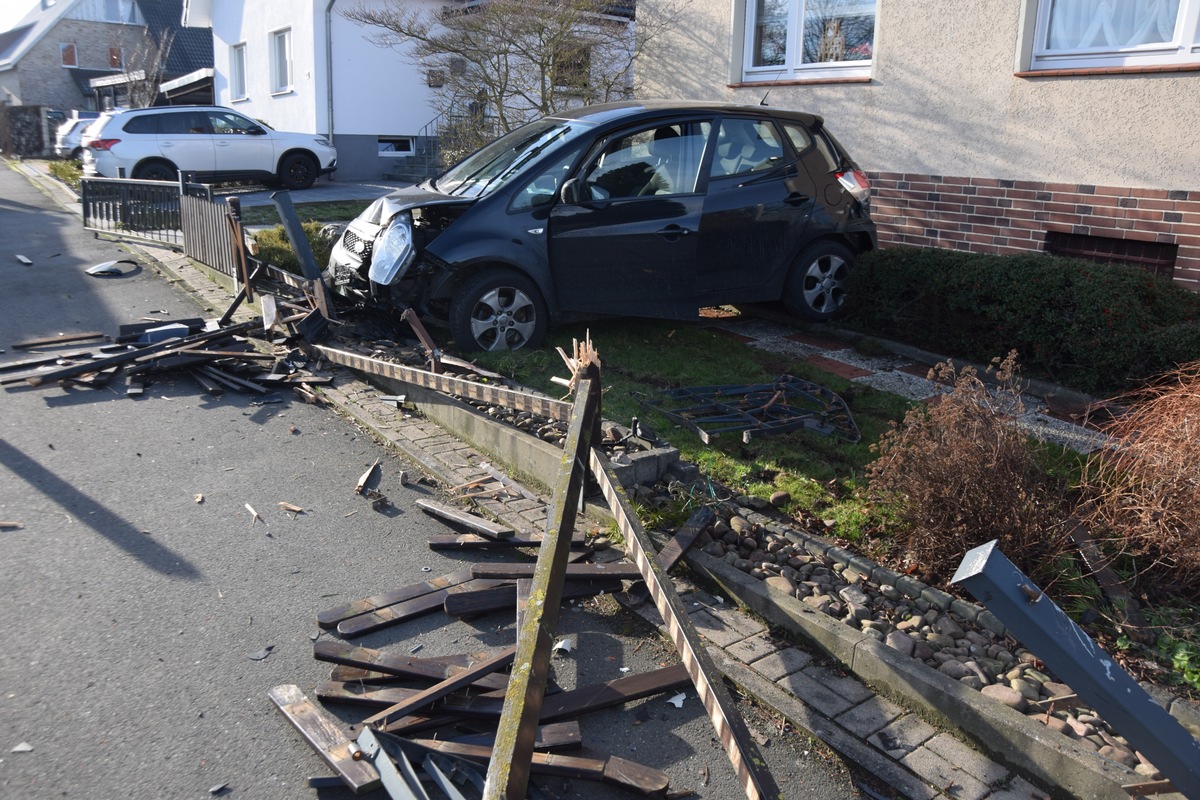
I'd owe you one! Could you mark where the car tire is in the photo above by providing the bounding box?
[278,153,318,190]
[133,160,177,182]
[70,147,85,161]
[782,240,854,321]
[450,269,548,352]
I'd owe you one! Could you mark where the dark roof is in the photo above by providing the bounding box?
[137,0,212,77]
[0,23,34,61]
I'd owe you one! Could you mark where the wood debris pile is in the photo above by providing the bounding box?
[1,317,331,400]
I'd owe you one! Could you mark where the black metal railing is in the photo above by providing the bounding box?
[80,177,204,246]
[180,189,238,279]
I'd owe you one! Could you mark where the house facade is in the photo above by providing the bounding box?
[0,0,212,112]
[636,0,1200,291]
[184,0,442,181]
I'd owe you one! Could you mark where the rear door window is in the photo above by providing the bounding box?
[157,112,208,135]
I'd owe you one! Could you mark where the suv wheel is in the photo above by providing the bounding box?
[278,153,317,190]
[133,160,177,182]
[783,241,854,321]
[450,269,547,352]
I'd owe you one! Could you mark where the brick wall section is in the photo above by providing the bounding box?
[867,172,1200,292]
[13,19,146,111]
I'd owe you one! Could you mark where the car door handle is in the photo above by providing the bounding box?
[784,192,809,206]
[655,225,691,240]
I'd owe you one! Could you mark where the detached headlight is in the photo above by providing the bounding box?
[367,211,416,286]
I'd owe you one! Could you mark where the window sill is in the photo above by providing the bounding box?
[231,96,250,104]
[269,88,294,97]
[1016,63,1200,78]
[729,76,872,88]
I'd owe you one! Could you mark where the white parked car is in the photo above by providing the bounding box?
[55,117,95,160]
[81,106,337,189]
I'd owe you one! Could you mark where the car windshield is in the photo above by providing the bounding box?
[434,118,590,198]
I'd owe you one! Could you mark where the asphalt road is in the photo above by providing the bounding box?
[0,163,870,800]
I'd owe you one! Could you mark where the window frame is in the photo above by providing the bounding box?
[108,46,124,70]
[270,28,293,94]
[230,43,248,101]
[60,42,78,68]
[741,0,877,83]
[1023,0,1200,71]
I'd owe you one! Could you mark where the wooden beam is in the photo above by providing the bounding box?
[484,367,601,800]
[335,578,510,638]
[416,499,514,539]
[267,684,380,795]
[658,506,715,572]
[312,641,509,692]
[468,562,641,581]
[443,578,622,618]
[317,566,476,629]
[589,447,783,800]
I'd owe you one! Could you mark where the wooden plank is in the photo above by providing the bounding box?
[405,739,670,797]
[358,647,516,730]
[335,578,510,638]
[451,721,582,752]
[443,578,622,618]
[427,533,590,551]
[433,662,691,724]
[485,369,601,800]
[416,498,514,539]
[315,681,421,708]
[12,331,108,350]
[469,561,641,581]
[311,344,572,423]
[312,640,510,691]
[658,506,715,572]
[317,567,477,629]
[589,447,783,800]
[267,684,380,795]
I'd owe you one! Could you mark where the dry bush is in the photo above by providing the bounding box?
[865,352,1069,586]
[1078,360,1200,598]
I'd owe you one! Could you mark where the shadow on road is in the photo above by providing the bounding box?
[0,437,201,579]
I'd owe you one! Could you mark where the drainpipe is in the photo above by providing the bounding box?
[324,0,336,147]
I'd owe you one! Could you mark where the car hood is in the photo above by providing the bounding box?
[354,186,474,227]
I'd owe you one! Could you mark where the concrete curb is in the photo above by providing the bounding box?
[678,546,1144,800]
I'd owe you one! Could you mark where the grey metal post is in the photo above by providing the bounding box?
[951,541,1200,798]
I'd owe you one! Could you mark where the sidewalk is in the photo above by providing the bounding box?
[10,158,1184,800]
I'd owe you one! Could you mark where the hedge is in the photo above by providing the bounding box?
[844,246,1200,395]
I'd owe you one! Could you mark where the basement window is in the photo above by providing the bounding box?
[378,137,414,156]
[1044,231,1177,279]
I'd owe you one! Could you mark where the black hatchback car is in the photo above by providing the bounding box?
[327,101,876,351]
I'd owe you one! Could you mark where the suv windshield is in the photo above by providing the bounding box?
[434,118,590,198]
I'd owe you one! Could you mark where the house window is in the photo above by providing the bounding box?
[553,42,591,90]
[109,47,124,70]
[743,0,876,81]
[104,0,136,23]
[1045,231,1177,279]
[378,137,414,156]
[270,29,292,93]
[1027,0,1200,70]
[60,43,77,68]
[230,44,247,100]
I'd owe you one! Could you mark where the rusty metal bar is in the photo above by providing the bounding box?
[484,366,601,800]
[311,345,571,422]
[588,446,784,800]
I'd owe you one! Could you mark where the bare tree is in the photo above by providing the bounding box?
[342,0,679,158]
[111,28,175,108]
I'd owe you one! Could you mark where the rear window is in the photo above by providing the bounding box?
[122,114,158,134]
[157,111,208,135]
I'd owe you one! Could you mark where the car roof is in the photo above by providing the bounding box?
[546,100,823,129]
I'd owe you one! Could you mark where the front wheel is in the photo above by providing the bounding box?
[449,270,548,352]
[278,153,318,190]
[782,241,855,321]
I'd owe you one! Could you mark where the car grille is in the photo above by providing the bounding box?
[343,229,373,263]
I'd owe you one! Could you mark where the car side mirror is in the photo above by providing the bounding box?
[248,125,267,136]
[560,177,581,205]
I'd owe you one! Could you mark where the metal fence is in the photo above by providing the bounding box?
[81,177,212,247]
[180,190,239,279]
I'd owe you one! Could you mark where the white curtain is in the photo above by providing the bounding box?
[1046,0,1181,50]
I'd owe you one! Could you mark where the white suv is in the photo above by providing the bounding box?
[81,106,337,189]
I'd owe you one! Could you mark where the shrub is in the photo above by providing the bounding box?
[48,159,82,191]
[1077,360,1200,598]
[846,247,1200,395]
[863,352,1070,587]
[252,221,332,276]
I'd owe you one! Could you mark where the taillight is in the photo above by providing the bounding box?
[836,168,871,203]
[87,138,121,151]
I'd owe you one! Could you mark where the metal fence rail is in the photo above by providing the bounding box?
[181,190,238,279]
[81,177,199,246]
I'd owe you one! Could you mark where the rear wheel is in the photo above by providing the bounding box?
[449,269,548,352]
[782,241,854,321]
[278,153,318,190]
[132,160,177,182]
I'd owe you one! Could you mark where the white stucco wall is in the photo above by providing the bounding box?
[637,0,1200,191]
[210,0,320,134]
